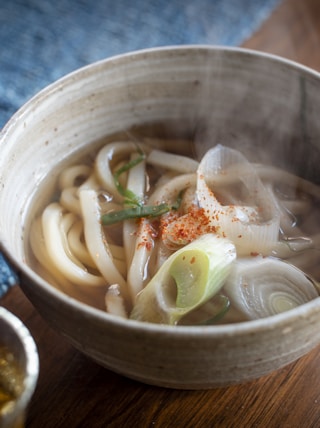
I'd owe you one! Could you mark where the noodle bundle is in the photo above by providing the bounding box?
[29,141,320,324]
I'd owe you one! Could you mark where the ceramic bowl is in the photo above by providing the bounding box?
[0,46,320,389]
[0,307,39,427]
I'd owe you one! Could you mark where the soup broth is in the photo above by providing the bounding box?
[27,129,320,325]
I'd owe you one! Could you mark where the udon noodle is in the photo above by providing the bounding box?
[29,140,320,325]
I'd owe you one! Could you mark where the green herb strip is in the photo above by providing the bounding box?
[101,147,183,226]
[203,295,230,325]
[101,204,171,225]
[113,146,146,207]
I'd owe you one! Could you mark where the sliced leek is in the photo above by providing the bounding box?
[223,257,319,320]
[196,145,280,256]
[130,234,236,325]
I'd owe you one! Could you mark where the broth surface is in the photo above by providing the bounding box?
[26,127,320,325]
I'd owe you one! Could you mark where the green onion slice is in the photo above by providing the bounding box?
[101,204,171,226]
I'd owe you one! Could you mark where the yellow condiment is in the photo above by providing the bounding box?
[0,347,23,416]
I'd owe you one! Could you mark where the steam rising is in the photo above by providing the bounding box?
[183,51,320,185]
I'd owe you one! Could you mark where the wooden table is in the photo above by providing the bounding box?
[2,0,320,426]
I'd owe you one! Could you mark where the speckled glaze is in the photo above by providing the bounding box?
[1,46,320,389]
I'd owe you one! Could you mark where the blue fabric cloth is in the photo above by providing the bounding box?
[0,253,18,297]
[0,0,281,296]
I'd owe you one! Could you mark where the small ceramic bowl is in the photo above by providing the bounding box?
[0,307,39,427]
[0,46,320,389]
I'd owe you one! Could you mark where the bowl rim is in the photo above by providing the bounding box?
[1,44,320,336]
[2,43,320,139]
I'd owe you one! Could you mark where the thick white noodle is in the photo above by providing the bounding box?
[153,240,175,272]
[30,218,108,308]
[60,169,103,216]
[58,164,92,189]
[67,220,97,268]
[147,149,199,173]
[268,185,304,236]
[30,218,77,293]
[149,173,196,205]
[214,162,320,199]
[60,187,81,215]
[255,164,320,199]
[180,185,198,212]
[95,141,150,202]
[79,189,129,302]
[60,212,85,267]
[282,232,320,271]
[270,238,314,259]
[127,218,155,303]
[41,203,106,287]
[152,171,180,190]
[105,284,128,318]
[79,172,103,191]
[281,198,312,216]
[123,152,146,266]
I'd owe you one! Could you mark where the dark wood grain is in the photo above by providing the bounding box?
[3,0,320,426]
[243,0,320,71]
